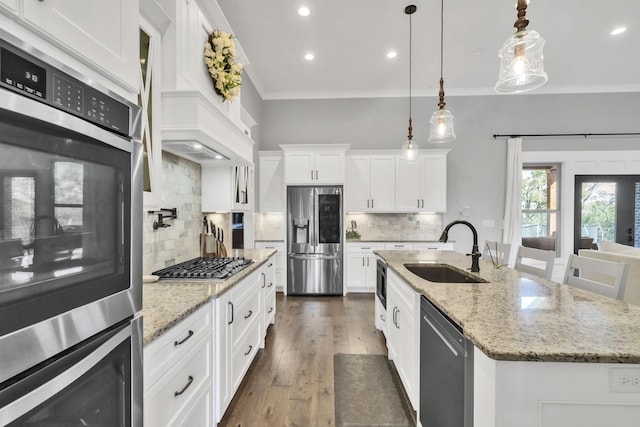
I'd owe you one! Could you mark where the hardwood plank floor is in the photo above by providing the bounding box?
[219,293,387,427]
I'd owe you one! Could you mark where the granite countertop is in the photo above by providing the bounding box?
[375,250,640,363]
[142,248,276,346]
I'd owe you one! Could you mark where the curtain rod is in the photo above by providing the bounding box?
[492,132,640,139]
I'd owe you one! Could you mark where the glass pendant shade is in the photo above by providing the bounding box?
[495,29,548,94]
[428,108,455,143]
[402,139,418,160]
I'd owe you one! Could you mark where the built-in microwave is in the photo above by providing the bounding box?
[0,31,142,423]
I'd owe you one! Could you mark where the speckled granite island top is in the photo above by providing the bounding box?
[375,250,640,363]
[142,249,276,346]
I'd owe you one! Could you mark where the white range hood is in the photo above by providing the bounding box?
[161,90,254,166]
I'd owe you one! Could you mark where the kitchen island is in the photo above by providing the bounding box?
[375,250,640,427]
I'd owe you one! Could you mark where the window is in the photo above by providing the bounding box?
[521,164,560,255]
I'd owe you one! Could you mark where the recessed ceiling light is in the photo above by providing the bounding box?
[215,154,223,159]
[298,7,310,16]
[193,143,202,149]
[386,51,397,59]
[610,27,627,36]
[304,53,315,61]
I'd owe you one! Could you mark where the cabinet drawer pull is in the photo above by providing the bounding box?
[265,246,275,249]
[418,199,420,208]
[261,272,266,288]
[268,282,273,288]
[362,257,365,266]
[228,301,234,325]
[422,199,424,208]
[371,199,374,209]
[268,307,274,313]
[366,257,369,267]
[268,262,273,267]
[174,376,194,397]
[394,245,403,248]
[367,199,370,208]
[380,314,385,322]
[244,310,253,319]
[311,170,314,180]
[395,308,400,329]
[315,170,318,180]
[174,330,194,346]
[244,345,253,356]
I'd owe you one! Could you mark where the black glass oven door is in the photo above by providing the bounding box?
[0,106,131,336]
[0,319,136,426]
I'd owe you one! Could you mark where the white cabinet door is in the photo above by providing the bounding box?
[345,155,370,212]
[0,0,18,15]
[284,152,315,184]
[420,155,447,212]
[202,167,231,213]
[386,270,418,409]
[395,158,422,211]
[314,151,344,183]
[259,154,284,212]
[346,252,367,292]
[23,0,139,92]
[370,156,395,211]
[364,255,377,289]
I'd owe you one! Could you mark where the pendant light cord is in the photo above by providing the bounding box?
[409,10,412,119]
[439,0,443,80]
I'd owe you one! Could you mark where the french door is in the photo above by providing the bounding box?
[574,175,640,253]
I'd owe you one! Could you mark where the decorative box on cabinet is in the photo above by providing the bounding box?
[20,0,139,93]
[144,305,212,427]
[346,242,384,293]
[202,165,254,212]
[255,241,285,292]
[396,150,449,213]
[258,152,284,212]
[280,144,349,184]
[345,154,395,212]
[386,269,419,410]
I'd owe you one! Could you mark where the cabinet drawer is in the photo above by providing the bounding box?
[346,242,385,252]
[144,334,211,427]
[231,286,261,346]
[384,242,414,250]
[144,304,211,390]
[232,317,260,390]
[265,288,276,322]
[413,242,454,251]
[176,386,211,427]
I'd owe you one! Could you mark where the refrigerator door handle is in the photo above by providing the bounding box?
[289,253,341,261]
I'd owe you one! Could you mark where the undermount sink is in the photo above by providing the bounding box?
[404,263,488,284]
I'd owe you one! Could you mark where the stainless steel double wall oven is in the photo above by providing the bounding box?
[0,33,142,426]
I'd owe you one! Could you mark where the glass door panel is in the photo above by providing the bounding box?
[574,175,640,253]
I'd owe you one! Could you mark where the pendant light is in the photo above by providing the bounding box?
[495,0,548,94]
[402,4,418,160]
[428,0,455,143]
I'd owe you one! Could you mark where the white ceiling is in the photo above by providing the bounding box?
[216,0,640,100]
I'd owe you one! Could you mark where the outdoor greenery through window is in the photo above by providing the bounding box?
[521,165,559,255]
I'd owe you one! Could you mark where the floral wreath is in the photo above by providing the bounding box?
[204,30,243,102]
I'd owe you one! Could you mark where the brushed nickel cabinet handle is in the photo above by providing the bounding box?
[244,310,253,319]
[244,345,253,356]
[268,307,274,313]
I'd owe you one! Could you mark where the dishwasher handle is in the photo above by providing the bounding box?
[423,313,464,357]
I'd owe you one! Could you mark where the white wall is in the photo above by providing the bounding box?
[259,92,640,253]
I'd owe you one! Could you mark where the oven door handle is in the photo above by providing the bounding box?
[0,326,131,423]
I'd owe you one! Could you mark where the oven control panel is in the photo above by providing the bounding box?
[0,40,131,137]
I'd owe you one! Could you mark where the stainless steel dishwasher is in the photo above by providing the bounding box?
[420,296,473,427]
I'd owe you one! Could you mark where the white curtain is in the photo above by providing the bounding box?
[502,138,522,266]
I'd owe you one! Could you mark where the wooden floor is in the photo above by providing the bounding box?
[218,293,387,427]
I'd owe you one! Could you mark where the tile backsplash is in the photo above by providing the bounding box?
[345,213,443,241]
[254,213,285,241]
[143,152,202,275]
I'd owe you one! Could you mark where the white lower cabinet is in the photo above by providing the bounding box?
[255,241,285,292]
[345,242,384,293]
[144,305,212,427]
[214,257,276,422]
[386,269,419,410]
[261,259,277,338]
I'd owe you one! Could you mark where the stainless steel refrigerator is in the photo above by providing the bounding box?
[287,186,343,295]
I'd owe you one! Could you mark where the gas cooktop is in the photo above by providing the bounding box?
[151,257,253,280]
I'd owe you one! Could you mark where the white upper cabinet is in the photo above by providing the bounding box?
[202,165,254,212]
[345,153,395,212]
[281,144,349,185]
[22,0,139,93]
[396,150,449,213]
[258,152,284,212]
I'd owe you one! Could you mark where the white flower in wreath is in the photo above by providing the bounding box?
[204,30,243,102]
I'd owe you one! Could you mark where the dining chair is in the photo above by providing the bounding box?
[483,241,512,267]
[514,245,555,280]
[563,254,629,300]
